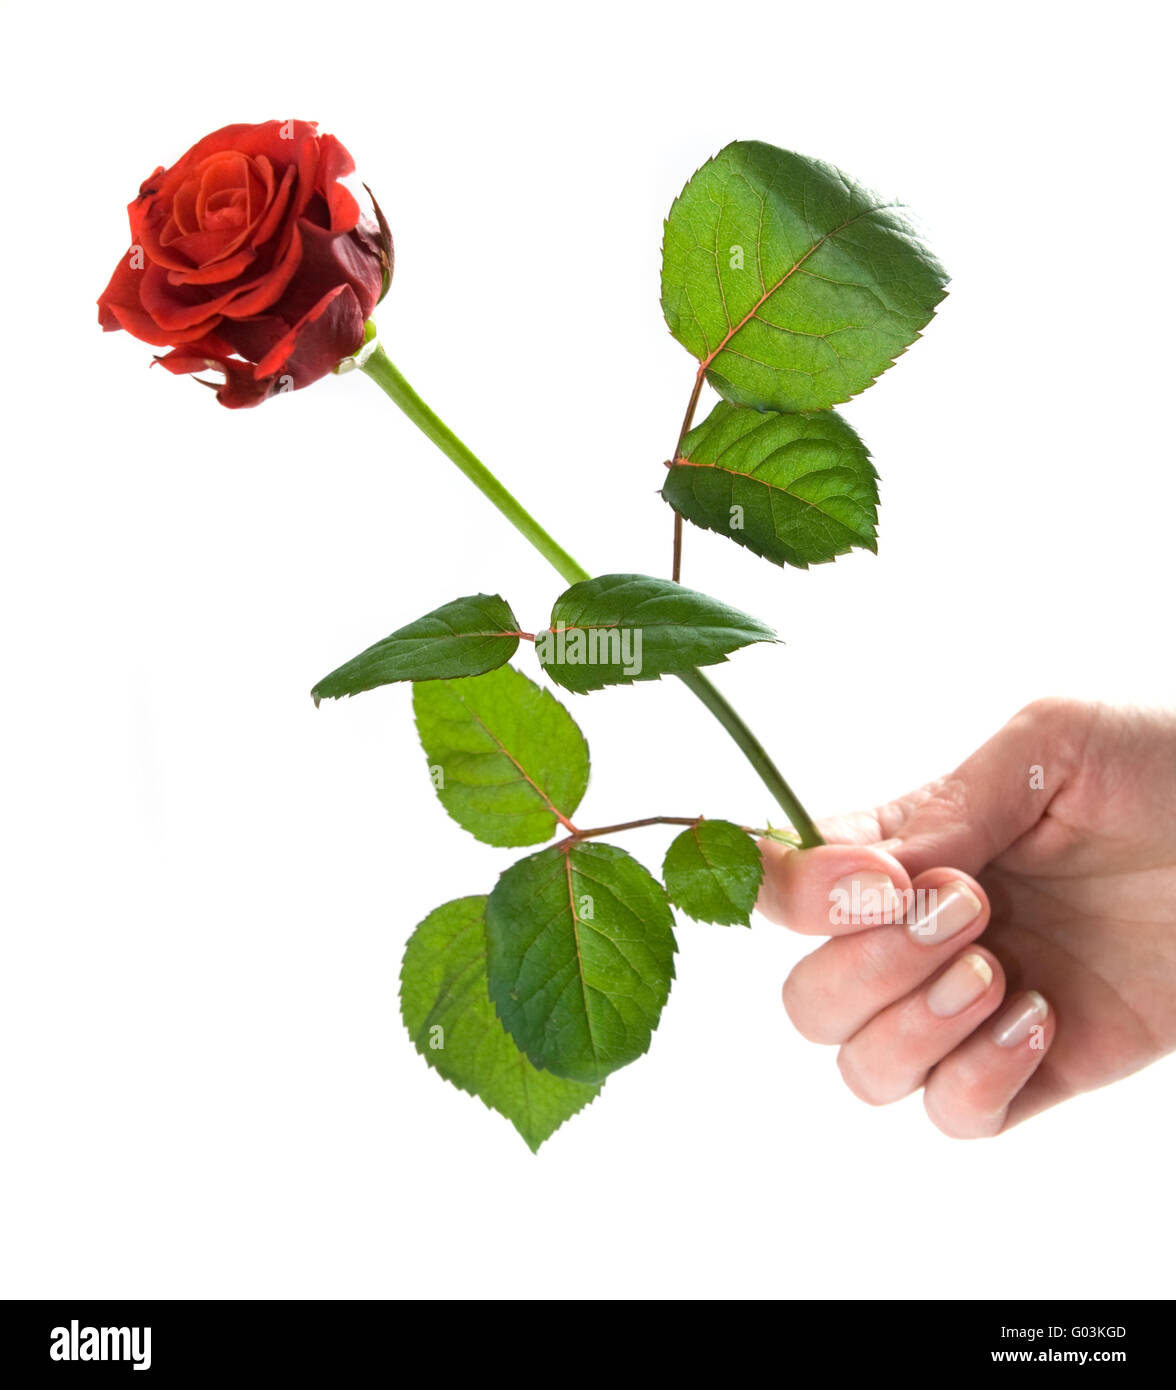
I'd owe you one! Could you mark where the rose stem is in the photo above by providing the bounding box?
[359,342,824,849]
[669,365,706,583]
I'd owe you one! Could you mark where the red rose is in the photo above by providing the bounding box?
[98,120,392,408]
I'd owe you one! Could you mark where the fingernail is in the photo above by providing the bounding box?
[908,880,982,944]
[992,991,1050,1047]
[927,952,994,1017]
[830,870,903,925]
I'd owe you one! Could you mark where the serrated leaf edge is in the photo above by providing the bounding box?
[398,895,603,1152]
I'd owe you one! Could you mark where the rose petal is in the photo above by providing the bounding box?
[166,245,257,288]
[218,221,303,318]
[315,133,360,232]
[155,338,276,408]
[215,314,289,364]
[98,251,221,345]
[139,261,244,332]
[196,153,250,224]
[271,218,383,327]
[233,120,319,168]
[255,283,364,388]
[247,160,297,248]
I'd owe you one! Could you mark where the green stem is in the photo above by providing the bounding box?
[674,670,823,849]
[360,343,824,849]
[361,347,588,587]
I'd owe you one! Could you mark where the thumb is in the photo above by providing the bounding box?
[876,698,1092,879]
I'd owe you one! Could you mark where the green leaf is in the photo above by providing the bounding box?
[665,402,878,568]
[661,140,948,412]
[485,842,677,1084]
[412,665,589,847]
[536,573,775,694]
[400,895,601,1152]
[312,593,521,703]
[662,820,764,927]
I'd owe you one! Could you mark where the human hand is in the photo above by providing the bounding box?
[757,699,1176,1135]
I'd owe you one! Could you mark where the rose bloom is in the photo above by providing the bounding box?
[98,120,391,407]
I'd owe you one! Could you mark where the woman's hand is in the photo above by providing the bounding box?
[757,699,1176,1135]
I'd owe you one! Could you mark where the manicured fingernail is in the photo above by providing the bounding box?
[908,880,982,944]
[926,952,994,1017]
[830,870,903,925]
[992,991,1049,1047]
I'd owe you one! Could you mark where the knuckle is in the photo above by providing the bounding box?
[837,1047,912,1106]
[1016,697,1095,770]
[953,1068,998,1116]
[923,1067,1005,1139]
[837,1048,881,1104]
[781,962,844,1044]
[923,1093,978,1139]
[912,771,971,819]
[852,929,909,997]
[1018,694,1079,727]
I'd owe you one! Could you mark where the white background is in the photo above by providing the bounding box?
[2,0,1173,1299]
